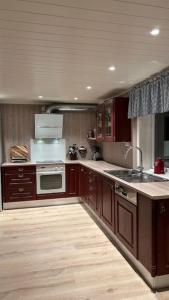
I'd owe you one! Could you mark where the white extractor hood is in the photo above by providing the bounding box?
[35,114,63,138]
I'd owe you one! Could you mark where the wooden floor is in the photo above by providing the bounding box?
[0,204,169,300]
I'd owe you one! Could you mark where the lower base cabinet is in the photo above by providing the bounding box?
[66,164,79,197]
[101,177,115,231]
[79,166,89,203]
[115,193,137,257]
[156,200,169,276]
[88,170,97,211]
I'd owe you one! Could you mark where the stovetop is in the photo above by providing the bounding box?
[36,160,64,164]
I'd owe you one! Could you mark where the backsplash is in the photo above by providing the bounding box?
[102,142,133,168]
[0,104,95,161]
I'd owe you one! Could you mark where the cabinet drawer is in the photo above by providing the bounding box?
[5,183,36,194]
[6,194,36,202]
[3,165,36,175]
[4,174,36,185]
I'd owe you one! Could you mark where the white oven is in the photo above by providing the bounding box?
[36,163,65,194]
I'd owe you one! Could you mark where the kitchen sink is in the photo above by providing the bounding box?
[104,169,168,183]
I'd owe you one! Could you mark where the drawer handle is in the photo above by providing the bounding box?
[18,173,24,178]
[18,168,24,172]
[18,187,24,192]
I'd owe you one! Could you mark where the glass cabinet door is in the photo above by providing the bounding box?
[104,99,114,141]
[96,104,104,141]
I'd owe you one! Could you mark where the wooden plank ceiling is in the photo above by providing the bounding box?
[0,0,169,103]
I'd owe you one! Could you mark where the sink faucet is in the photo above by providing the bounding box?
[124,144,144,174]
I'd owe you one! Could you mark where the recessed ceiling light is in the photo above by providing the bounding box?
[119,80,125,84]
[109,65,116,71]
[74,97,78,100]
[38,95,43,99]
[86,86,92,90]
[150,28,160,36]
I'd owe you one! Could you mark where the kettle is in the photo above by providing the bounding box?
[154,157,164,174]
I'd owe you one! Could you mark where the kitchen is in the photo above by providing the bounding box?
[1,0,169,299]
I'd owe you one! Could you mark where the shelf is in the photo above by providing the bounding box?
[87,137,97,141]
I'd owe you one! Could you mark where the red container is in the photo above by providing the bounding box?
[154,157,164,174]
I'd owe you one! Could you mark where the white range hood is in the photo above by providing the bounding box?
[35,114,63,139]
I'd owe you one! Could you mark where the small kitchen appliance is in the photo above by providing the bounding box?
[154,157,165,174]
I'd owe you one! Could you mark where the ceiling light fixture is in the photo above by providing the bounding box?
[109,65,116,71]
[150,28,160,36]
[86,86,92,90]
[38,95,43,99]
[74,97,78,100]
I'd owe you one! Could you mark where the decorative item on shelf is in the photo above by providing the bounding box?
[78,146,87,159]
[68,144,78,160]
[87,128,96,140]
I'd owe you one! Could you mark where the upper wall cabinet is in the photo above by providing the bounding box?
[96,97,131,142]
[96,104,104,142]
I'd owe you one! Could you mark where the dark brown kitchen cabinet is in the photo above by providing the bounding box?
[96,104,104,142]
[79,166,89,203]
[156,200,169,276]
[88,170,97,211]
[138,194,169,277]
[115,193,137,257]
[101,177,115,231]
[66,164,79,197]
[97,97,131,142]
[96,175,102,216]
[3,165,36,202]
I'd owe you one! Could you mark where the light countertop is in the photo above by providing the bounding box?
[2,160,169,200]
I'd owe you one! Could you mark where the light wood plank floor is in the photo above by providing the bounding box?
[0,204,169,300]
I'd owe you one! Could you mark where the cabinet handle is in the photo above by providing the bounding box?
[160,204,166,214]
[18,168,24,172]
[18,173,24,178]
[18,187,24,192]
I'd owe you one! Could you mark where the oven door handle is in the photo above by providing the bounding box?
[38,171,63,175]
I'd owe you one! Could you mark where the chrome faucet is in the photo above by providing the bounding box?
[125,144,144,174]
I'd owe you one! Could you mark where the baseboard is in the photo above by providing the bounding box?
[3,197,82,210]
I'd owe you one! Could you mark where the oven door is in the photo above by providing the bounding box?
[37,171,65,194]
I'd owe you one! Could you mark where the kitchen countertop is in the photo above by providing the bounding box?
[2,160,169,199]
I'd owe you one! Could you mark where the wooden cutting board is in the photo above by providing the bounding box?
[10,145,29,160]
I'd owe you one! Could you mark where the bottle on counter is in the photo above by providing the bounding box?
[154,157,164,174]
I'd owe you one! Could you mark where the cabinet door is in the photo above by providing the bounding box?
[88,170,97,211]
[114,97,131,142]
[96,104,105,141]
[66,164,79,196]
[104,99,115,142]
[96,175,102,216]
[101,177,115,231]
[79,166,88,202]
[156,200,169,275]
[115,194,137,257]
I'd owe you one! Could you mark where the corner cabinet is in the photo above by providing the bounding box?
[96,97,131,142]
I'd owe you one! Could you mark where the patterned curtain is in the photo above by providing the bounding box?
[128,70,169,118]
